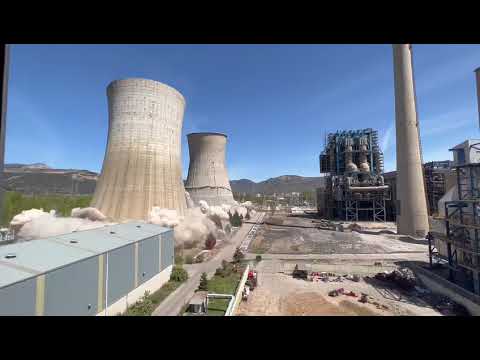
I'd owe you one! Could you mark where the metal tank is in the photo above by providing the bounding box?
[185,132,236,206]
[392,44,429,237]
[91,78,187,221]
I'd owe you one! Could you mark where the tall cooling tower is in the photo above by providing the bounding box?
[91,78,187,221]
[185,132,236,206]
[392,44,429,238]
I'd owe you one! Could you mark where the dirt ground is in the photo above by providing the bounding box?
[238,214,452,316]
[249,220,428,255]
[236,264,442,316]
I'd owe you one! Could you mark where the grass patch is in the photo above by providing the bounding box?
[208,271,242,295]
[150,281,183,305]
[208,298,230,316]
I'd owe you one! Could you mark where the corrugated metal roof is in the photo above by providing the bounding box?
[0,263,36,288]
[0,222,172,289]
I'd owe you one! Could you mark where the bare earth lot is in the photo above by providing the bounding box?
[236,261,442,316]
[238,214,443,316]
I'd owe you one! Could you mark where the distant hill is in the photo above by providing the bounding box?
[230,175,326,195]
[2,163,97,196]
[2,164,325,197]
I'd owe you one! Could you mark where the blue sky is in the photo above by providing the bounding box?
[5,44,480,182]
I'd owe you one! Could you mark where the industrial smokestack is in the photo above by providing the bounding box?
[185,132,235,206]
[392,44,429,237]
[91,78,187,221]
[0,45,9,224]
[475,67,480,128]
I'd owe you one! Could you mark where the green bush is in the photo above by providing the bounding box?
[255,255,262,262]
[229,210,242,227]
[198,272,209,292]
[175,254,184,265]
[170,266,189,282]
[124,291,154,316]
[185,255,194,264]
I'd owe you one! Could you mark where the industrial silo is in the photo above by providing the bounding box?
[91,78,187,221]
[185,132,236,206]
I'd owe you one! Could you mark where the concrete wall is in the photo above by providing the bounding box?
[92,78,187,221]
[231,264,249,315]
[411,264,480,316]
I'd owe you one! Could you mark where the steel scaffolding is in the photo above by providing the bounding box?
[444,163,480,295]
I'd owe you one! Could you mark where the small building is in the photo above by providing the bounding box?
[185,291,209,315]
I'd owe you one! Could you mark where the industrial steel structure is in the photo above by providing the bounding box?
[319,128,390,221]
[442,141,480,294]
[434,69,480,295]
[0,222,174,315]
[392,44,429,238]
[384,160,455,220]
[185,132,235,206]
[91,78,187,221]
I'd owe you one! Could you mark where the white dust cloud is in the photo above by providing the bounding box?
[10,207,111,241]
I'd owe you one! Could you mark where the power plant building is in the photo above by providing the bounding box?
[319,128,390,222]
[185,132,236,206]
[91,78,187,221]
[0,222,174,315]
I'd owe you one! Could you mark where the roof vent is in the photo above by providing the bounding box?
[136,225,141,228]
[4,253,16,259]
[70,240,78,244]
[110,231,116,234]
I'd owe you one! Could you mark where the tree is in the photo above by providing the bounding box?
[245,212,251,220]
[170,266,189,282]
[198,272,208,291]
[230,210,242,227]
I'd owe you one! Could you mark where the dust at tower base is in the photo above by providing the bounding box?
[392,44,429,238]
[185,132,236,206]
[91,78,187,221]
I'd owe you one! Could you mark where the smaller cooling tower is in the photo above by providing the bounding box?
[185,132,236,206]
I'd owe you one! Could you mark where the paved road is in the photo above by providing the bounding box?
[152,212,262,316]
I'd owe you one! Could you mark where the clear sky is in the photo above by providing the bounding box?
[5,44,480,182]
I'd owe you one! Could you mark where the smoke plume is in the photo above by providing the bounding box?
[11,208,111,241]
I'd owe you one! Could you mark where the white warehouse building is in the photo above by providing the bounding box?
[0,222,174,316]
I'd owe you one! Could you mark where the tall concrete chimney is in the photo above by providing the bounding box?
[91,78,187,221]
[392,44,429,238]
[475,67,480,128]
[0,45,9,223]
[185,132,236,206]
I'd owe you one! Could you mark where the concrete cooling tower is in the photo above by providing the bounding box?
[185,132,236,206]
[91,78,187,221]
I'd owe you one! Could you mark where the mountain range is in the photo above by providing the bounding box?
[2,164,325,196]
